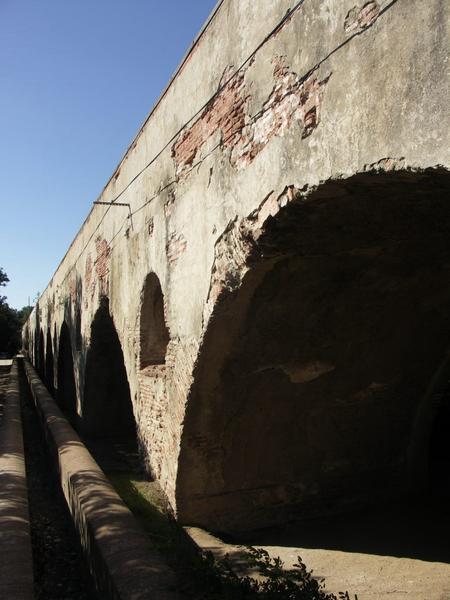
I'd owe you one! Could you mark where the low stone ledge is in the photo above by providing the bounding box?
[0,358,34,600]
[23,359,179,600]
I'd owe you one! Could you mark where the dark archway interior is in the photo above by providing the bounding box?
[140,273,169,368]
[429,382,450,498]
[82,298,139,473]
[83,298,136,439]
[177,168,450,533]
[23,325,30,357]
[33,333,38,368]
[45,328,54,396]
[56,322,77,417]
[75,307,82,351]
[38,329,45,379]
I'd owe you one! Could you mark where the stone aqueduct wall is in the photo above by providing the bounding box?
[24,0,449,531]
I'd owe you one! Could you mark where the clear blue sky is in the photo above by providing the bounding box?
[0,0,217,309]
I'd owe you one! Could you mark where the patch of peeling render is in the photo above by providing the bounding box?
[90,236,111,297]
[204,185,301,324]
[203,158,425,327]
[363,156,406,172]
[68,279,77,304]
[172,66,249,177]
[344,1,380,35]
[166,232,188,264]
[172,58,331,177]
[84,254,94,308]
[164,188,176,217]
[230,60,331,169]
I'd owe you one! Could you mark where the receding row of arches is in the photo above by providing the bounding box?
[29,169,450,535]
[30,274,169,468]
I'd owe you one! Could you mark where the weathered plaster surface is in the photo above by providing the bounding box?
[25,0,450,530]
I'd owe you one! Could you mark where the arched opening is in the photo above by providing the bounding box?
[23,324,30,357]
[137,273,171,479]
[33,332,38,369]
[30,332,37,368]
[45,328,55,396]
[83,298,136,439]
[139,273,169,368]
[177,168,450,534]
[75,306,82,351]
[38,329,45,379]
[56,322,77,418]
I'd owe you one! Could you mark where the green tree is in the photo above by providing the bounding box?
[17,305,33,323]
[0,268,26,355]
[0,266,9,305]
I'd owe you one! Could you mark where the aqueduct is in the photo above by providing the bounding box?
[24,0,450,533]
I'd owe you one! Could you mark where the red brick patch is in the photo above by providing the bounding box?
[344,1,380,34]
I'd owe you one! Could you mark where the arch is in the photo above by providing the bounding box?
[56,322,77,417]
[75,306,82,351]
[82,297,136,438]
[33,331,38,369]
[139,273,169,368]
[38,329,45,379]
[23,324,30,357]
[45,328,55,396]
[176,168,450,532]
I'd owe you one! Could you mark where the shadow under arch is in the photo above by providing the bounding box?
[176,167,450,534]
[139,272,169,368]
[38,328,45,379]
[57,322,77,417]
[82,297,136,440]
[23,323,30,357]
[409,348,450,500]
[137,272,171,478]
[45,328,55,396]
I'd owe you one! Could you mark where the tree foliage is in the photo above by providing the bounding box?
[0,266,9,305]
[0,268,32,355]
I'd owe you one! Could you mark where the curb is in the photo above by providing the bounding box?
[23,359,179,600]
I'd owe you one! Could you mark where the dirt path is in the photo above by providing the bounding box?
[230,499,450,599]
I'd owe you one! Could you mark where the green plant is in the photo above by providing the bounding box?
[198,547,357,600]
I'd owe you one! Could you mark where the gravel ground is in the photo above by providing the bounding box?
[18,364,98,600]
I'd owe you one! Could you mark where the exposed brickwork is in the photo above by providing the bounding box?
[68,278,77,304]
[94,236,111,296]
[344,1,380,34]
[364,156,407,172]
[172,59,330,175]
[94,237,111,279]
[166,232,187,264]
[230,60,331,169]
[85,254,93,291]
[137,366,169,480]
[84,254,95,308]
[205,186,300,323]
[172,67,249,177]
